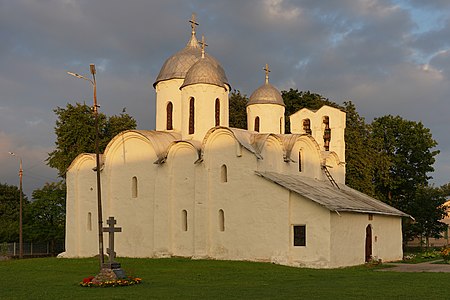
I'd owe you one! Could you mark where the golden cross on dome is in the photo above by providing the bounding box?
[189,13,199,35]
[200,34,208,58]
[264,63,270,84]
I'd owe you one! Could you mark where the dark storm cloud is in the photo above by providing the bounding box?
[1,0,449,196]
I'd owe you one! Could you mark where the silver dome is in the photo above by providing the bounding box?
[154,33,229,88]
[248,82,285,106]
[180,56,229,89]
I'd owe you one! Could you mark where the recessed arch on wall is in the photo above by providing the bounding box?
[218,209,225,231]
[182,210,188,232]
[87,212,92,231]
[220,164,228,183]
[132,176,138,198]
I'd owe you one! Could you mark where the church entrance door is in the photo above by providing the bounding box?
[365,225,372,262]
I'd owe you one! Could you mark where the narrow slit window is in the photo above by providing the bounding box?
[182,210,188,231]
[298,151,302,172]
[189,97,195,134]
[293,225,306,246]
[87,212,92,231]
[219,209,225,231]
[220,164,227,183]
[132,176,138,198]
[166,102,173,130]
[215,98,220,126]
[255,116,260,132]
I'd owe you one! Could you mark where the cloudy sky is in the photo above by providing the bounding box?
[1,0,449,197]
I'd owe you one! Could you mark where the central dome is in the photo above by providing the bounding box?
[154,32,228,88]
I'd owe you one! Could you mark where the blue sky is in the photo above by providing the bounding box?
[1,0,449,197]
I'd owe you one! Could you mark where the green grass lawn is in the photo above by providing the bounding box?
[0,257,449,299]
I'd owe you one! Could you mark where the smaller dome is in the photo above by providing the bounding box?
[180,57,229,90]
[248,82,285,107]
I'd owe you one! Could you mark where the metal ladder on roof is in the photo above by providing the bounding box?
[322,165,340,189]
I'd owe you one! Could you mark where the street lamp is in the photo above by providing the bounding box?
[8,151,23,259]
[67,64,105,268]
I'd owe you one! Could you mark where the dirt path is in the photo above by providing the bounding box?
[379,260,450,272]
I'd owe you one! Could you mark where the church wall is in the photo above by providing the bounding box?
[288,192,331,268]
[155,79,183,132]
[65,155,98,257]
[166,144,199,257]
[103,135,158,257]
[180,84,229,141]
[204,130,290,263]
[368,214,403,262]
[329,212,403,267]
[286,137,322,179]
[246,104,285,134]
[257,136,284,173]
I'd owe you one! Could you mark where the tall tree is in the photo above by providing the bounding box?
[229,90,248,129]
[408,185,448,248]
[343,101,375,196]
[47,103,137,177]
[25,182,66,253]
[370,115,439,212]
[0,183,29,242]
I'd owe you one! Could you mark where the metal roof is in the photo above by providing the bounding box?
[255,171,409,217]
[248,82,285,107]
[180,57,229,90]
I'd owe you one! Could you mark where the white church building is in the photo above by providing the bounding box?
[62,18,408,268]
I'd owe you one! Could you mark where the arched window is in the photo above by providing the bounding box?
[254,116,260,132]
[218,209,225,232]
[215,98,220,126]
[87,212,92,231]
[132,176,138,198]
[220,164,227,183]
[166,102,173,130]
[189,97,195,134]
[298,151,302,172]
[303,119,312,135]
[182,210,188,231]
[323,116,331,151]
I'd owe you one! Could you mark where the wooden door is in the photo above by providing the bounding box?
[365,225,372,262]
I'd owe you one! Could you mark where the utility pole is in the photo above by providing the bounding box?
[67,64,105,268]
[8,152,23,258]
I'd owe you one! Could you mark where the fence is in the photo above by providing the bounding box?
[0,240,65,257]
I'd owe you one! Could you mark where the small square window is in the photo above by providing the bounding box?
[293,225,306,246]
[368,214,373,221]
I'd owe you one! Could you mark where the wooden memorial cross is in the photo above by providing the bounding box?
[102,216,122,268]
